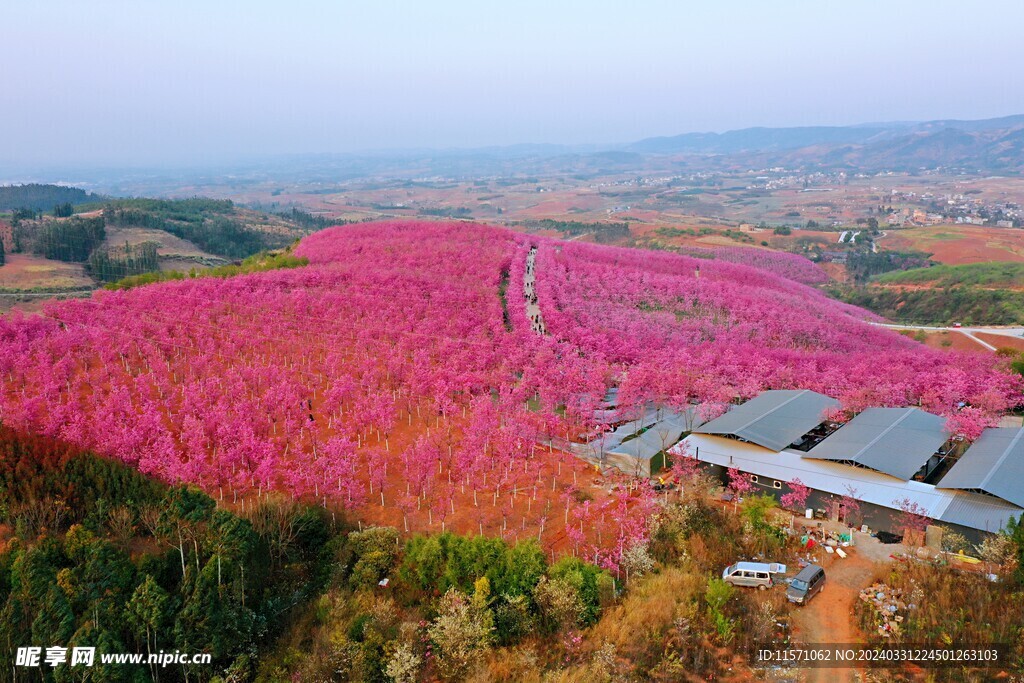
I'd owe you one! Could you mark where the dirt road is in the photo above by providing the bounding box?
[524,247,546,335]
[788,532,897,682]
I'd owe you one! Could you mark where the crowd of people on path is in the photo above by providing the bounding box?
[525,248,547,335]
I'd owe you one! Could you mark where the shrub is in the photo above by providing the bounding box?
[428,580,495,681]
[399,533,546,601]
[739,494,775,527]
[547,556,614,626]
[976,532,1016,573]
[348,526,399,589]
[705,577,736,644]
[384,642,422,683]
[533,575,584,632]
[620,542,654,583]
[938,527,970,555]
[493,594,535,645]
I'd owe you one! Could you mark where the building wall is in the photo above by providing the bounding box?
[701,463,991,544]
[650,450,667,477]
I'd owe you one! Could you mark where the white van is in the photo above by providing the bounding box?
[721,562,787,590]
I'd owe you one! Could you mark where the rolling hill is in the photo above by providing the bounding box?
[875,262,1024,288]
[838,261,1024,326]
[0,219,1020,680]
[0,221,1016,547]
[0,197,336,295]
[627,115,1024,172]
[0,183,102,211]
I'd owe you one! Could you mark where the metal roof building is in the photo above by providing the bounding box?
[937,493,1023,533]
[609,420,687,458]
[802,407,949,480]
[678,433,1021,535]
[569,406,703,476]
[604,434,669,478]
[696,389,840,451]
[649,408,702,441]
[604,408,700,477]
[938,428,1024,508]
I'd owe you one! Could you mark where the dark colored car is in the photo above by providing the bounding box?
[786,564,825,604]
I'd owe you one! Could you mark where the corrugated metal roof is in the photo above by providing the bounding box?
[605,406,661,434]
[938,428,1024,508]
[802,408,949,480]
[695,389,839,452]
[574,406,704,464]
[604,407,700,463]
[678,433,1022,533]
[936,492,1021,533]
[652,406,705,435]
[609,425,685,462]
[609,434,666,462]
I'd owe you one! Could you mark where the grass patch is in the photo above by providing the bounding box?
[875,261,1024,288]
[835,285,1024,325]
[104,250,309,290]
[498,267,512,331]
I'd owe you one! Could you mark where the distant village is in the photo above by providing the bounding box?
[744,169,1024,228]
[883,188,1021,228]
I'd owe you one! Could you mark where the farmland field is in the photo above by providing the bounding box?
[101,225,228,269]
[875,261,1024,288]
[0,220,1019,567]
[882,224,1024,265]
[0,253,93,290]
[897,329,992,353]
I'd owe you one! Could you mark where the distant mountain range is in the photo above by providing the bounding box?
[13,115,1024,196]
[268,114,1024,178]
[624,114,1024,172]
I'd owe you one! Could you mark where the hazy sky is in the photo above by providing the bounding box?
[3,0,1023,168]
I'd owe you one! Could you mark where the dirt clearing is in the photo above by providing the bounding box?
[787,522,900,682]
[0,253,93,290]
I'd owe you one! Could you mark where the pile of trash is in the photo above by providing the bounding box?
[858,582,915,637]
[799,529,853,558]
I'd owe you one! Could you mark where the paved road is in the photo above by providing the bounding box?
[872,322,1024,352]
[873,322,1024,336]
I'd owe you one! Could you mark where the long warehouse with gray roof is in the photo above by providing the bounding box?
[939,428,1024,508]
[671,390,1024,539]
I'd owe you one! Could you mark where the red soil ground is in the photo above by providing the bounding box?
[516,195,605,219]
[818,262,848,283]
[217,407,623,561]
[975,332,1024,353]
[902,330,990,353]
[788,518,877,683]
[883,225,1024,265]
[0,253,93,289]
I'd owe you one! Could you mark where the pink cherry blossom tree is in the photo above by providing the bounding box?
[726,467,756,509]
[893,498,931,547]
[780,477,811,512]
